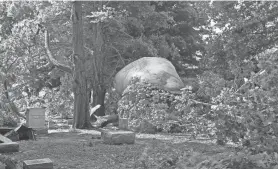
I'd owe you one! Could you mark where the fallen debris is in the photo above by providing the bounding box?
[0,127,14,135]
[0,134,19,153]
[4,124,36,141]
[0,134,12,143]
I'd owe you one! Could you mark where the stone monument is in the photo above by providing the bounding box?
[26,108,48,134]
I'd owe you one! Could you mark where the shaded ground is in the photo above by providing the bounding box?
[1,130,235,169]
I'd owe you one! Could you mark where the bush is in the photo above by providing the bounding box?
[117,78,173,132]
[117,77,215,134]
[208,50,278,153]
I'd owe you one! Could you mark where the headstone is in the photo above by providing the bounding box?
[26,108,48,134]
[67,119,73,125]
[101,130,135,145]
[119,118,128,130]
[34,128,48,135]
[140,120,156,134]
[26,108,45,128]
[23,158,53,169]
[0,142,19,153]
[47,121,58,130]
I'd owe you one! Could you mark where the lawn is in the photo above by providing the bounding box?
[1,130,235,169]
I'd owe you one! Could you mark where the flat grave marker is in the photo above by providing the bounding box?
[23,158,53,169]
[101,130,135,145]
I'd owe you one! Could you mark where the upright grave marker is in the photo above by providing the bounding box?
[26,108,48,134]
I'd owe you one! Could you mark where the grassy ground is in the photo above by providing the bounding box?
[1,130,235,169]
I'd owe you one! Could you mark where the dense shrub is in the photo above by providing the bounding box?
[117,77,215,134]
[117,78,173,132]
[209,50,278,152]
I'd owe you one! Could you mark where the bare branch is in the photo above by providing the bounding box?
[110,45,125,65]
[6,56,19,73]
[44,29,72,74]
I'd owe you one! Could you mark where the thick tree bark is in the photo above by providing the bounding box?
[92,85,106,116]
[72,1,91,129]
[90,1,106,117]
[44,2,91,129]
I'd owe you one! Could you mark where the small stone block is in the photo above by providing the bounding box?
[23,158,53,169]
[67,119,73,125]
[140,120,156,134]
[34,128,48,135]
[0,142,19,153]
[101,130,135,145]
[119,118,129,130]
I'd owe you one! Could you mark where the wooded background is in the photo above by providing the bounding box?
[1,1,278,156]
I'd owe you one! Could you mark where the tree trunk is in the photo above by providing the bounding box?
[90,1,106,117]
[92,85,106,116]
[72,1,91,129]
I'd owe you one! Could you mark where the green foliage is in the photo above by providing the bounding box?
[201,1,278,81]
[0,111,19,127]
[1,1,207,124]
[1,1,278,167]
[89,1,207,80]
[117,78,172,132]
[210,50,278,152]
[196,71,227,101]
[117,77,214,134]
[118,46,278,166]
[134,143,278,169]
[44,74,74,118]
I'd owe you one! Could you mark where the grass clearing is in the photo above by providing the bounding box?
[1,130,235,169]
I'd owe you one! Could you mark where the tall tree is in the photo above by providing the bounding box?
[86,1,106,117]
[45,1,91,128]
[71,1,90,128]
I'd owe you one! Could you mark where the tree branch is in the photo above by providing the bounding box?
[44,29,72,74]
[6,56,19,73]
[110,45,125,65]
[35,63,55,73]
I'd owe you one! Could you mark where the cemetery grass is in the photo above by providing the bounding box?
[6,131,234,169]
